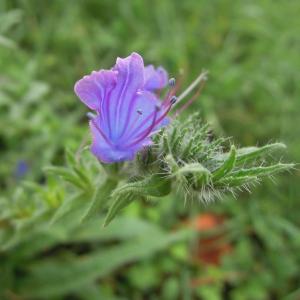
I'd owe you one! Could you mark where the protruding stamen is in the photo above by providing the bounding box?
[161,94,177,109]
[161,78,177,107]
[151,101,173,127]
[174,71,208,106]
[86,112,96,120]
[174,77,206,117]
[170,96,177,105]
[137,109,143,115]
[169,78,176,87]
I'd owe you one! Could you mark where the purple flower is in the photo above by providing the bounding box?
[74,52,176,163]
[144,65,168,91]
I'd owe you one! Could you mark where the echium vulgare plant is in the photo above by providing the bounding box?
[74,52,293,225]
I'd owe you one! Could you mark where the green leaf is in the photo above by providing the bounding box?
[213,145,237,180]
[216,175,258,187]
[44,166,86,190]
[0,9,22,34]
[0,35,16,48]
[230,163,294,178]
[75,283,121,300]
[218,143,287,164]
[80,178,118,222]
[65,148,77,167]
[103,193,134,227]
[50,193,86,225]
[104,175,171,226]
[0,210,55,252]
[112,174,171,199]
[73,166,92,189]
[71,217,166,243]
[17,228,191,298]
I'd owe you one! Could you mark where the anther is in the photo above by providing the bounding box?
[155,104,161,111]
[86,112,96,120]
[137,109,143,115]
[168,78,176,87]
[170,96,177,105]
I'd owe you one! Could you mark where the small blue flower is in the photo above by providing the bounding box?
[75,52,176,163]
[15,160,29,178]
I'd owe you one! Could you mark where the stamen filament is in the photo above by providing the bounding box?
[123,109,143,138]
[124,106,159,148]
[174,71,208,107]
[174,78,206,116]
[124,96,175,142]
[151,100,174,126]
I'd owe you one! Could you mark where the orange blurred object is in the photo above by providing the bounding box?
[191,213,233,266]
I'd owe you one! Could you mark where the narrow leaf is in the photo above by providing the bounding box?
[216,143,286,164]
[80,178,117,222]
[233,143,285,164]
[44,166,86,190]
[216,175,258,187]
[17,229,191,298]
[230,163,294,178]
[213,145,237,180]
[104,193,134,227]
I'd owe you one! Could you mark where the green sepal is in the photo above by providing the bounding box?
[104,174,171,226]
[174,162,212,188]
[212,145,237,181]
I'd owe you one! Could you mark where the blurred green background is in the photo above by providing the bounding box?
[0,0,299,299]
